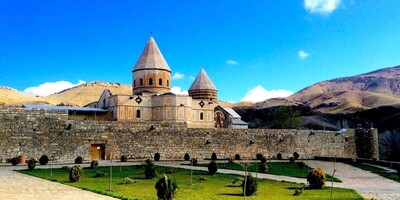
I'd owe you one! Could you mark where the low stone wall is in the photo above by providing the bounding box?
[0,107,375,163]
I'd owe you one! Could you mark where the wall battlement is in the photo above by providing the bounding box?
[0,107,377,162]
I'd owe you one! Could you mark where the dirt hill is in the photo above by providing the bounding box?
[0,87,48,105]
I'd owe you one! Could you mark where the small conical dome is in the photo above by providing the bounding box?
[132,37,171,72]
[189,68,217,101]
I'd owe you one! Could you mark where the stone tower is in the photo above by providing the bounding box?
[132,37,171,94]
[188,68,217,101]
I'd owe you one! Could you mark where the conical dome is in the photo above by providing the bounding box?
[189,68,217,101]
[132,37,171,72]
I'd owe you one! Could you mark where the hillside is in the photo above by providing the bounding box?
[0,87,48,105]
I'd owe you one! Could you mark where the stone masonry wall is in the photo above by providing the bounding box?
[0,107,368,163]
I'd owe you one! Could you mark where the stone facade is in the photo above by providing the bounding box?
[0,107,377,163]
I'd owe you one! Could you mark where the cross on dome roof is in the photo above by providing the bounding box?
[132,37,171,72]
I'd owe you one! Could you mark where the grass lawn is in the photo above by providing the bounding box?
[197,161,341,182]
[349,163,400,183]
[18,165,361,200]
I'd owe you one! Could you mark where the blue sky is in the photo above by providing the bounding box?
[1,0,400,102]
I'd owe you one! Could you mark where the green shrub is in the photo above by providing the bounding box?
[184,153,190,161]
[90,160,99,169]
[39,155,49,165]
[293,185,305,196]
[154,153,161,161]
[94,171,105,178]
[155,174,178,200]
[11,157,19,166]
[307,168,326,189]
[164,167,174,174]
[297,161,306,169]
[293,152,300,160]
[74,156,83,164]
[260,156,267,164]
[208,161,218,175]
[27,159,36,171]
[191,158,198,166]
[277,153,282,160]
[256,153,264,160]
[144,159,157,179]
[234,154,241,160]
[120,155,128,162]
[259,162,268,173]
[289,157,295,163]
[197,176,207,181]
[69,165,84,182]
[211,152,217,161]
[122,177,136,184]
[242,173,258,196]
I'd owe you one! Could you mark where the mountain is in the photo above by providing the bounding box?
[0,82,132,106]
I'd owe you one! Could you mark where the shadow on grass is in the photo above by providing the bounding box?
[224,184,241,188]
[218,193,243,197]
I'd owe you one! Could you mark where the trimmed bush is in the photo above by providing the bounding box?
[154,153,161,161]
[293,185,305,196]
[120,155,128,162]
[184,153,190,161]
[94,171,105,178]
[293,152,300,160]
[27,159,36,171]
[297,161,306,169]
[277,153,282,160]
[69,165,84,182]
[90,160,99,169]
[289,157,295,163]
[191,158,198,166]
[74,156,83,164]
[11,157,19,166]
[242,173,258,196]
[259,162,268,173]
[256,153,264,160]
[307,168,326,189]
[155,174,178,200]
[211,152,217,161]
[39,155,49,165]
[208,161,218,175]
[144,159,157,179]
[234,154,241,160]
[122,177,136,184]
[260,156,267,164]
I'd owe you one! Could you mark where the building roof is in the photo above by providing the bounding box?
[23,104,108,112]
[132,37,171,72]
[232,119,248,125]
[222,107,242,118]
[189,68,217,91]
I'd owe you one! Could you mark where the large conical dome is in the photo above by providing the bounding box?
[132,37,171,72]
[189,68,217,101]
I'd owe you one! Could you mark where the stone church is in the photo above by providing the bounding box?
[87,36,248,129]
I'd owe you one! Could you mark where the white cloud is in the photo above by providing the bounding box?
[23,80,86,96]
[171,86,188,95]
[241,85,294,102]
[298,50,310,59]
[304,0,341,15]
[226,59,239,65]
[171,72,184,80]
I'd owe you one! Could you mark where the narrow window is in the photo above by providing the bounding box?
[140,78,143,86]
[103,99,106,108]
[159,78,162,86]
[133,80,136,87]
[136,109,141,118]
[200,112,204,120]
[149,78,153,85]
[167,79,169,87]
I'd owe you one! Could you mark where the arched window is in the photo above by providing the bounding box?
[159,78,162,86]
[133,80,136,87]
[140,78,143,86]
[167,79,169,87]
[136,109,141,118]
[200,112,204,120]
[149,78,153,85]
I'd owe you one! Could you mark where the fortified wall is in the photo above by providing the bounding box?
[0,106,378,162]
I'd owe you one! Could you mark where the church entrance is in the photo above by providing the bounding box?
[214,110,225,128]
[90,144,105,160]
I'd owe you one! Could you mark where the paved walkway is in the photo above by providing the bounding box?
[0,164,117,200]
